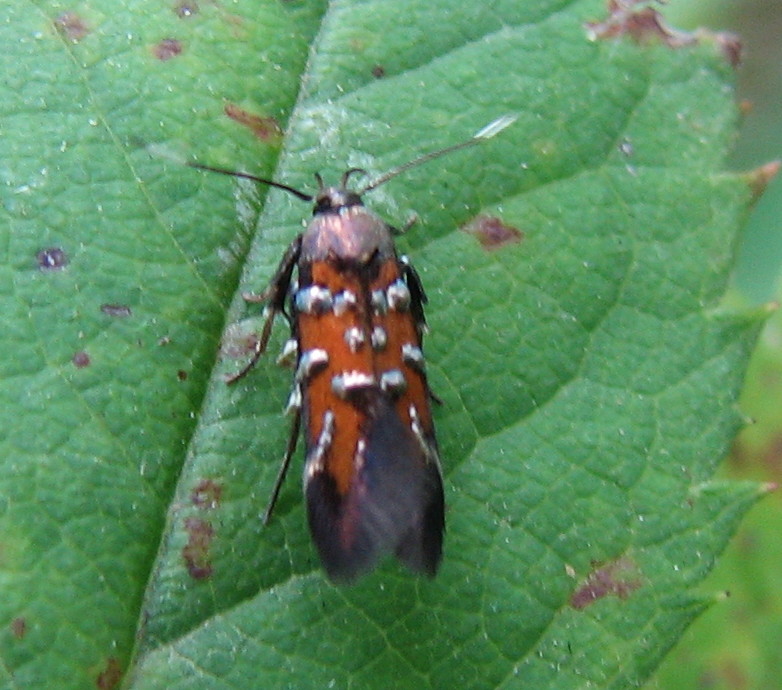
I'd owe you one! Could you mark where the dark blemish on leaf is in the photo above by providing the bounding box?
[371,64,386,79]
[570,556,642,610]
[100,303,132,318]
[72,351,91,368]
[462,214,524,251]
[37,247,68,270]
[10,617,26,639]
[747,161,780,203]
[174,1,199,17]
[183,517,214,579]
[54,12,89,42]
[153,38,183,61]
[192,478,223,509]
[177,369,188,381]
[224,103,282,142]
[96,658,122,690]
[587,0,742,65]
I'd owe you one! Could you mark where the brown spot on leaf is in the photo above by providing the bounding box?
[463,214,524,251]
[10,617,26,639]
[587,0,741,66]
[96,657,122,690]
[54,12,89,42]
[371,64,386,79]
[192,478,223,509]
[72,351,91,368]
[224,103,282,142]
[183,517,214,579]
[100,303,132,318]
[570,556,642,609]
[153,38,183,61]
[36,247,68,270]
[586,1,695,47]
[174,1,199,17]
[177,369,188,381]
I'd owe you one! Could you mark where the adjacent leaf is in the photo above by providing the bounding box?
[0,1,765,688]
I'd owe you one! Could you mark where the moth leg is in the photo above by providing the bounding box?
[226,235,302,384]
[263,407,301,524]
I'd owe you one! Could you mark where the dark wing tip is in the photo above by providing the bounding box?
[394,462,445,577]
[305,398,445,583]
[306,471,380,583]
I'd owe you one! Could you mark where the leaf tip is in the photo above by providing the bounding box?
[746,160,780,202]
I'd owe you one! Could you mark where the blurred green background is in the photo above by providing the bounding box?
[653,1,782,688]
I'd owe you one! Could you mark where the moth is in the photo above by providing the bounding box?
[192,115,515,582]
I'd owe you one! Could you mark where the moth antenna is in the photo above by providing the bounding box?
[358,114,518,194]
[188,162,313,202]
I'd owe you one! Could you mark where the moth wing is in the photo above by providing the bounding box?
[306,396,444,583]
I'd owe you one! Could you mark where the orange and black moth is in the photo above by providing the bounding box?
[193,116,515,582]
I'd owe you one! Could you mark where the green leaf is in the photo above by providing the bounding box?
[0,1,765,688]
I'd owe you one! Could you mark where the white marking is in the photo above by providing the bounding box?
[386,279,411,311]
[295,285,332,314]
[408,403,431,458]
[370,325,387,350]
[473,114,518,140]
[295,348,329,383]
[331,371,376,398]
[401,343,425,372]
[344,326,365,352]
[305,410,335,478]
[354,438,366,472]
[333,290,357,316]
[371,289,387,314]
[284,385,302,415]
[276,338,298,368]
[380,369,406,395]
